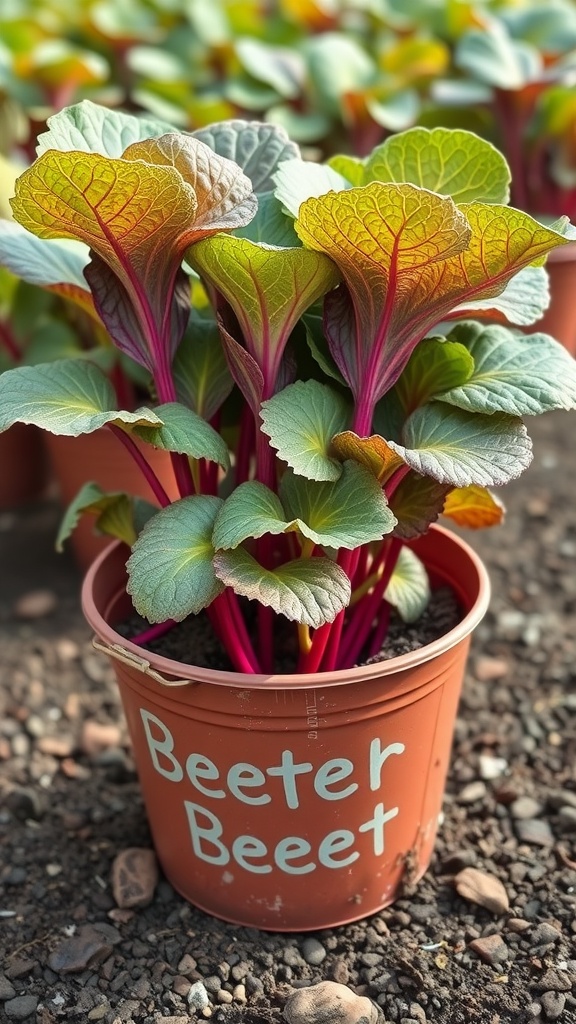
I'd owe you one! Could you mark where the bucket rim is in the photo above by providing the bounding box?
[81,525,491,691]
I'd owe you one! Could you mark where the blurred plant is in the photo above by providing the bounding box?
[422,0,576,220]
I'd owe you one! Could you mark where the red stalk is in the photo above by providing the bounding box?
[107,424,171,507]
[338,537,403,670]
[211,592,261,674]
[109,361,136,411]
[0,322,22,363]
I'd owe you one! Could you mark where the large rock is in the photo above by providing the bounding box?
[283,981,380,1024]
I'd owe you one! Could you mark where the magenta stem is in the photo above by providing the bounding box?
[107,424,171,507]
[132,618,177,646]
[367,600,392,660]
[339,537,403,669]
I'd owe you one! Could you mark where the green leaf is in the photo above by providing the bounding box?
[191,119,300,193]
[438,323,576,416]
[273,159,351,218]
[235,38,305,99]
[126,495,224,622]
[187,235,340,385]
[304,33,376,114]
[213,481,290,550]
[234,190,300,246]
[384,546,430,623]
[395,338,475,413]
[452,265,550,326]
[0,220,90,291]
[266,105,332,145]
[172,321,233,421]
[56,482,157,551]
[388,473,451,540]
[303,313,346,385]
[455,21,542,90]
[213,548,351,627]
[364,126,511,204]
[387,404,532,487]
[130,402,230,470]
[36,99,176,157]
[366,89,420,132]
[260,380,350,481]
[0,360,162,435]
[279,461,397,550]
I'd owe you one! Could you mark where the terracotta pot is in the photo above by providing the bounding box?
[82,526,490,931]
[45,430,180,571]
[534,242,576,356]
[0,423,49,509]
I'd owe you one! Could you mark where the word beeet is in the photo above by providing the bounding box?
[141,709,406,876]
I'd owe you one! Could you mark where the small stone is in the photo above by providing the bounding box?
[177,954,198,976]
[4,787,43,821]
[515,818,554,846]
[474,657,509,681]
[36,735,75,758]
[283,981,379,1024]
[557,807,576,829]
[56,638,80,662]
[509,797,543,819]
[232,985,246,1003]
[531,923,562,945]
[468,934,509,965]
[187,981,210,1010]
[548,789,576,810]
[111,847,158,909]
[81,653,111,684]
[478,755,508,780]
[13,590,57,619]
[5,994,39,1020]
[81,721,123,757]
[537,969,572,993]
[302,937,327,966]
[87,1005,109,1021]
[328,961,350,986]
[454,867,509,915]
[48,924,114,973]
[457,782,487,804]
[540,992,566,1021]
[506,918,530,933]
[0,974,16,1000]
[217,990,233,1004]
[173,976,192,998]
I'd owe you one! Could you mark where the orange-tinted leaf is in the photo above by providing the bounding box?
[442,485,505,528]
[331,430,404,482]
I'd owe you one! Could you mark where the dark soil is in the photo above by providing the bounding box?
[116,587,461,670]
[1,410,576,1024]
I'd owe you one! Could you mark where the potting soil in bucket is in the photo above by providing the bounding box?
[83,527,490,931]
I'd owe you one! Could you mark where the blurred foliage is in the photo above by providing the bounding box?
[0,0,575,213]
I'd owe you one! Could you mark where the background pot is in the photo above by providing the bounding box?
[45,429,180,571]
[0,423,49,510]
[82,526,490,932]
[533,242,576,356]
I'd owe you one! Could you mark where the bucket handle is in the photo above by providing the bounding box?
[92,637,195,688]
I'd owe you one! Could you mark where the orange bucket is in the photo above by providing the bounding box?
[82,526,490,931]
[0,423,49,509]
[534,243,576,356]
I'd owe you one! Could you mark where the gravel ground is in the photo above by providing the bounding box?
[1,410,575,1024]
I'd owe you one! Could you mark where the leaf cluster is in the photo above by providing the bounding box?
[1,100,575,674]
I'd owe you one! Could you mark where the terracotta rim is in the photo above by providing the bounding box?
[82,526,491,690]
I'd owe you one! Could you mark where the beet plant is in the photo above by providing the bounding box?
[1,101,576,674]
